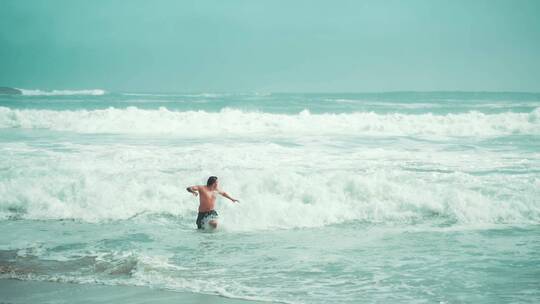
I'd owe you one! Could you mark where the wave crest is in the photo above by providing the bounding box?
[17,89,106,96]
[1,164,538,229]
[1,107,539,137]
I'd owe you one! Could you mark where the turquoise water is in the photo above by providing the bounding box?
[1,90,539,303]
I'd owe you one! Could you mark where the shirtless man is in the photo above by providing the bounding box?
[186,176,239,229]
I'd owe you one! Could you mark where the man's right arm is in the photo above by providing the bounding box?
[186,185,199,196]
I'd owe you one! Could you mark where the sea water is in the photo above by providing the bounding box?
[0,91,539,303]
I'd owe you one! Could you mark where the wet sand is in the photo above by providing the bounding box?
[0,279,266,304]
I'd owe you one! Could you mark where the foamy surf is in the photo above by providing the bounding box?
[0,137,538,228]
[17,88,106,96]
[1,106,539,137]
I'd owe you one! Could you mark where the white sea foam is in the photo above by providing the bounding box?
[0,106,539,137]
[17,89,106,96]
[0,141,538,229]
[121,92,232,97]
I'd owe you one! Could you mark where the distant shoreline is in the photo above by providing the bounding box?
[0,87,22,95]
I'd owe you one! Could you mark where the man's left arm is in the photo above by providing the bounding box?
[218,189,239,203]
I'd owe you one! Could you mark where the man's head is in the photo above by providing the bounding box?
[207,176,218,189]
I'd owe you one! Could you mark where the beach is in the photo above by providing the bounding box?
[0,279,265,304]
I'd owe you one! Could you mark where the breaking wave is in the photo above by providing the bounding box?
[17,89,106,96]
[1,106,539,137]
[0,154,538,229]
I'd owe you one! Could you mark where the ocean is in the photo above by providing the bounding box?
[0,90,539,303]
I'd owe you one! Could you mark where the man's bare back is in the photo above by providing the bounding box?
[191,185,219,212]
[186,176,238,229]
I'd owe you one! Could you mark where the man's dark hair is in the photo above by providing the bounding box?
[207,176,218,186]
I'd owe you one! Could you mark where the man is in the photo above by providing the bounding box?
[186,176,239,229]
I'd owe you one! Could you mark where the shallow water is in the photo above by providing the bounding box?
[1,91,539,303]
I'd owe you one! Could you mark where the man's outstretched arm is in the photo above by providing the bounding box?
[186,185,199,196]
[218,190,239,203]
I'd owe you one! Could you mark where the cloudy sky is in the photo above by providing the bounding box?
[1,0,539,92]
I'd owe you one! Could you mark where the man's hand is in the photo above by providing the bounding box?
[186,186,199,197]
[233,199,239,203]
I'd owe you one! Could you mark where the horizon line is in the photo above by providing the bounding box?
[3,87,540,95]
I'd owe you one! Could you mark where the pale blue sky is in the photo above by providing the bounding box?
[1,0,539,92]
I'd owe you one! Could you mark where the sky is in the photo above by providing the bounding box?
[1,0,539,92]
